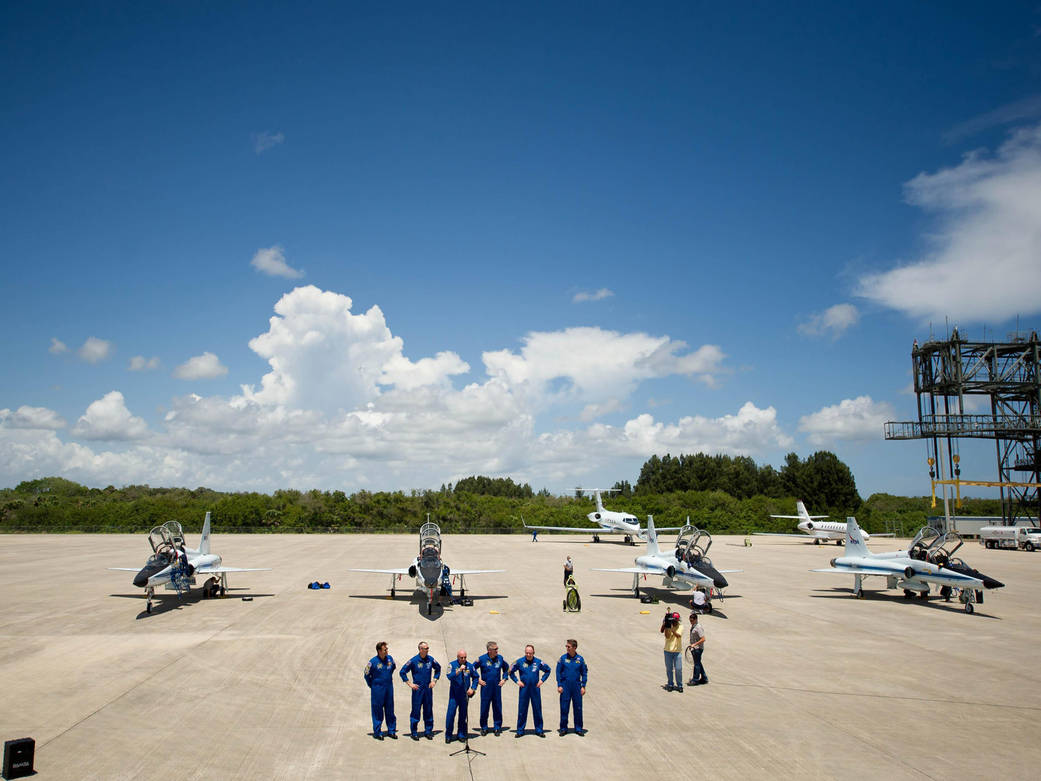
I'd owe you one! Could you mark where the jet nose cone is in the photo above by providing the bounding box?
[133,569,149,588]
[713,576,728,589]
[983,576,1005,590]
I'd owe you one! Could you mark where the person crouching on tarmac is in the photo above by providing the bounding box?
[510,644,551,737]
[556,638,587,736]
[444,649,478,743]
[477,640,510,736]
[399,641,441,740]
[363,641,397,740]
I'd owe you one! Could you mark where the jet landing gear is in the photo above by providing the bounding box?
[593,534,600,543]
[146,586,155,614]
[852,575,864,599]
[958,588,982,614]
[624,534,634,546]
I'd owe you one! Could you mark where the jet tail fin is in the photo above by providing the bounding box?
[645,516,660,557]
[199,511,212,555]
[844,517,869,556]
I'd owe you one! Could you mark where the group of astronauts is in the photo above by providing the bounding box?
[363,638,588,741]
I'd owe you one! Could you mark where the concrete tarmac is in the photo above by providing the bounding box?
[1,531,1040,780]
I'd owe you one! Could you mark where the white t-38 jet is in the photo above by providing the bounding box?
[523,488,681,545]
[812,518,1004,613]
[591,516,740,609]
[350,520,503,614]
[109,512,270,614]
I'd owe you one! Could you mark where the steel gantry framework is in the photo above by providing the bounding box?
[884,328,1041,526]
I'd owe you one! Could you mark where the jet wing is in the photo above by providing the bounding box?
[752,533,809,538]
[523,524,605,532]
[450,569,505,575]
[195,566,271,574]
[591,566,664,575]
[108,567,142,571]
[349,568,413,575]
[770,514,827,519]
[716,570,743,574]
[811,567,885,576]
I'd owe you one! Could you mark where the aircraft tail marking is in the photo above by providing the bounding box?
[844,517,869,557]
[199,511,212,555]
[645,516,660,557]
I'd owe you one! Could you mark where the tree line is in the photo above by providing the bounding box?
[0,474,1001,537]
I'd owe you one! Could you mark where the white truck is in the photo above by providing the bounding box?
[979,525,1041,551]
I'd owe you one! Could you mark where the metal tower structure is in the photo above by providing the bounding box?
[884,328,1041,527]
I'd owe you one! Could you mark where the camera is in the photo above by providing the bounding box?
[662,611,679,628]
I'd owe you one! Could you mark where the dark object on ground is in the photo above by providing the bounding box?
[242,596,253,602]
[3,737,35,779]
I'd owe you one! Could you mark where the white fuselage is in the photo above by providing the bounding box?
[798,520,872,541]
[588,509,641,535]
[830,551,983,591]
[633,552,714,591]
[138,548,222,589]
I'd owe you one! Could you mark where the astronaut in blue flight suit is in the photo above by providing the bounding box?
[509,644,551,737]
[556,638,588,736]
[477,640,511,736]
[444,648,478,743]
[399,641,441,740]
[363,641,397,740]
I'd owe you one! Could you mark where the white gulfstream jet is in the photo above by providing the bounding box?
[350,520,503,614]
[811,518,1004,613]
[755,500,888,544]
[591,517,740,608]
[522,488,681,545]
[109,512,270,614]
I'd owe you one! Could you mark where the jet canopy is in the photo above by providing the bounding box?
[148,521,185,557]
[674,524,712,565]
[908,526,964,566]
[419,521,442,559]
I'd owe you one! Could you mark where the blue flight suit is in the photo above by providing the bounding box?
[509,655,551,734]
[364,654,397,735]
[399,653,442,737]
[444,659,479,740]
[477,652,511,731]
[556,652,588,733]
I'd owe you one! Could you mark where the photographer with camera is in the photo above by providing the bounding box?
[660,611,684,692]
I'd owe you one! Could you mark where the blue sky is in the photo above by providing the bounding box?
[2,2,1040,497]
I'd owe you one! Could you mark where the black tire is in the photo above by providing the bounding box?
[146,603,152,614]
[940,586,952,601]
[427,602,432,615]
[1026,542,1035,552]
[903,589,914,599]
[965,602,974,614]
[390,589,395,599]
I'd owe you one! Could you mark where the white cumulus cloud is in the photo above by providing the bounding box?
[798,395,895,445]
[129,355,160,371]
[241,285,469,410]
[857,123,1041,323]
[250,245,304,279]
[483,327,725,403]
[49,337,68,355]
[573,288,614,303]
[77,337,112,364]
[174,352,228,380]
[0,405,66,430]
[1,285,774,492]
[71,391,149,441]
[797,303,859,340]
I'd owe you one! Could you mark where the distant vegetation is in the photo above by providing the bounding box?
[0,454,1003,537]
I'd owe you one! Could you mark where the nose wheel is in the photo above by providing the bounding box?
[145,586,154,614]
